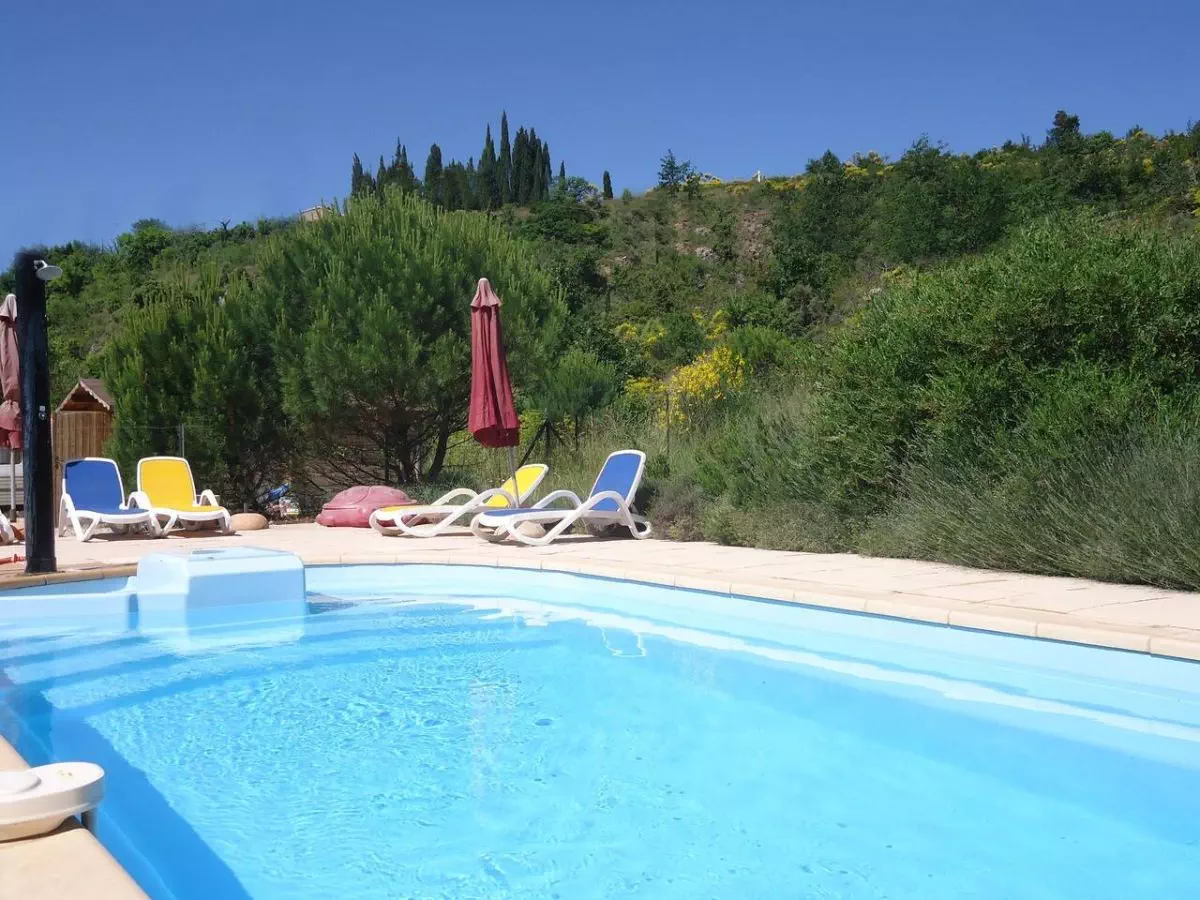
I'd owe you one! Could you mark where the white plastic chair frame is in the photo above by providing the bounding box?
[368,485,522,537]
[470,452,651,547]
[132,456,232,535]
[58,457,161,542]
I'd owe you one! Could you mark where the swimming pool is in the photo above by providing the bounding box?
[2,563,1198,898]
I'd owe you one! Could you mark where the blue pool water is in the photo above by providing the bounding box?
[2,564,1199,899]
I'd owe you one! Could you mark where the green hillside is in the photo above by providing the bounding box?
[6,110,1200,587]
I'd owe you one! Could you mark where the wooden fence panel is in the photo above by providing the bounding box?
[52,411,114,521]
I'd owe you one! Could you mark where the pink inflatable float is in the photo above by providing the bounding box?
[316,486,416,528]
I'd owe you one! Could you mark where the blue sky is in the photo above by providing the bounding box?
[3,0,1197,261]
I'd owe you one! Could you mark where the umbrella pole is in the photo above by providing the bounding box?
[506,446,519,507]
[8,452,14,518]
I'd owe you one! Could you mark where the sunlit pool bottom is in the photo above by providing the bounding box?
[1,564,1198,899]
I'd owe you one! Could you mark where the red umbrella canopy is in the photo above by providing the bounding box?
[467,278,520,448]
[0,295,21,450]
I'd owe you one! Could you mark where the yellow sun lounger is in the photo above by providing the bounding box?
[132,456,232,534]
[369,463,548,537]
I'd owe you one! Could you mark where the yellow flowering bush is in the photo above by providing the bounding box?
[691,307,728,342]
[615,319,666,349]
[667,346,746,426]
[622,346,746,427]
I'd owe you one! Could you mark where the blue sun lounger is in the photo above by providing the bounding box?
[470,449,651,546]
[59,457,160,541]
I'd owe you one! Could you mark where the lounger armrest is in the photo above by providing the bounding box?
[431,487,479,506]
[533,490,583,509]
[474,487,518,507]
[128,491,152,511]
[198,489,219,506]
[580,491,633,512]
[61,493,77,516]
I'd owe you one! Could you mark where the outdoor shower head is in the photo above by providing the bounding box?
[33,260,62,281]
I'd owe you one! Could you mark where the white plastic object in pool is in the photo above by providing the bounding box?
[0,763,105,841]
[135,547,307,651]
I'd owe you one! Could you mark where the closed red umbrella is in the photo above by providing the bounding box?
[0,294,20,450]
[0,294,21,517]
[468,278,520,447]
[467,279,520,495]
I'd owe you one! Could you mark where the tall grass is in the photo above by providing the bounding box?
[861,417,1200,588]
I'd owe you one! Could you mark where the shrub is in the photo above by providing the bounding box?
[664,211,1200,587]
[803,211,1200,516]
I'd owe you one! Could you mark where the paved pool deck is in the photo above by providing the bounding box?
[3,523,1198,661]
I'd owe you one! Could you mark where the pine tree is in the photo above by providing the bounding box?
[498,112,512,204]
[603,170,614,200]
[253,189,567,483]
[479,125,500,210]
[657,149,693,193]
[424,144,444,206]
[377,155,388,192]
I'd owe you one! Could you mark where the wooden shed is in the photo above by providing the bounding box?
[53,378,115,515]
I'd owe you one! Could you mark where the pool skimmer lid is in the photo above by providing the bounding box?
[0,762,106,841]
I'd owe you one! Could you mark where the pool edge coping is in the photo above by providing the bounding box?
[0,737,149,899]
[1,555,1196,663]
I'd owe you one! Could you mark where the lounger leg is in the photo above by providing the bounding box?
[76,513,98,543]
[396,509,463,538]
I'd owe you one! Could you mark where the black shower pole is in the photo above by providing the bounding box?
[13,251,56,574]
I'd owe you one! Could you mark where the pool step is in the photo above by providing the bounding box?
[135,548,306,651]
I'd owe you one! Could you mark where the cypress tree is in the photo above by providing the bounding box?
[558,161,566,194]
[377,155,388,192]
[499,112,512,204]
[424,144,444,206]
[542,141,553,200]
[603,170,614,200]
[393,143,417,194]
[443,161,463,210]
[351,153,367,197]
[528,128,543,202]
[479,125,500,210]
[512,128,530,204]
[466,157,479,210]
